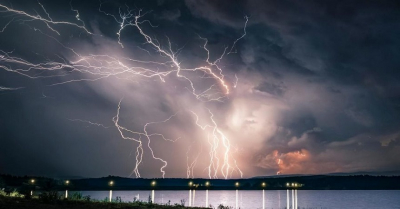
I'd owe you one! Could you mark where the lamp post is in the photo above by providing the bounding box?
[65,180,70,198]
[205,181,209,207]
[151,181,156,203]
[235,182,239,209]
[188,181,193,207]
[30,179,35,196]
[109,181,114,202]
[262,182,266,209]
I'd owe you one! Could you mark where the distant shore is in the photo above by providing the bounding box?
[1,174,400,191]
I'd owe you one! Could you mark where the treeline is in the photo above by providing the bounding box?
[1,174,399,191]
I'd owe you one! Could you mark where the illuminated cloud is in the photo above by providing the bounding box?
[0,0,400,178]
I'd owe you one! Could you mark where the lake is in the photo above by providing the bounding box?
[61,190,400,209]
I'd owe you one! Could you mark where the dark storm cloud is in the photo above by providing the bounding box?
[0,0,400,178]
[185,0,400,173]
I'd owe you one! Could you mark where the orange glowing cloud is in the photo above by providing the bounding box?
[257,149,313,175]
[276,149,310,174]
[256,148,347,175]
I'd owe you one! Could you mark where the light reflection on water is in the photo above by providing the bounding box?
[64,190,400,209]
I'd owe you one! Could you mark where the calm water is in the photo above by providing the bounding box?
[62,190,400,209]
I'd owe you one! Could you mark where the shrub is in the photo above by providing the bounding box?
[82,195,91,201]
[0,188,6,196]
[39,191,61,203]
[180,199,186,206]
[217,204,233,209]
[10,190,24,198]
[70,192,83,200]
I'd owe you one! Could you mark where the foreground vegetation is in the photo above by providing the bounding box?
[0,189,214,209]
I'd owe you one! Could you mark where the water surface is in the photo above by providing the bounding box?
[63,190,400,209]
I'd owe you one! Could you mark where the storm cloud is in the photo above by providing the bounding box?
[0,0,399,178]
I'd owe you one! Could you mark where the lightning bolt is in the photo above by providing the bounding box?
[0,2,93,35]
[0,2,248,179]
[186,142,203,179]
[0,86,24,91]
[228,16,248,54]
[68,119,110,128]
[234,74,239,88]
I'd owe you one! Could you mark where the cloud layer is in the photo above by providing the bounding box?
[0,0,399,178]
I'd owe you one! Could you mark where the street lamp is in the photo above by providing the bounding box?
[188,181,193,207]
[151,181,156,203]
[235,182,239,209]
[65,180,70,198]
[262,182,266,209]
[205,181,209,207]
[109,181,114,202]
[29,179,35,196]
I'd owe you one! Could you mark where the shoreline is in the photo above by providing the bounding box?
[0,195,209,209]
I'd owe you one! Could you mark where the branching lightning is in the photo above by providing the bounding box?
[68,119,110,128]
[234,74,239,88]
[0,2,248,179]
[0,86,24,91]
[228,16,248,54]
[0,3,92,35]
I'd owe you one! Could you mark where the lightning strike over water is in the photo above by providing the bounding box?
[0,1,248,179]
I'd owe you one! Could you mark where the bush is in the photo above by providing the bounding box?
[0,188,6,196]
[82,195,91,201]
[19,190,31,199]
[39,191,61,203]
[9,190,24,198]
[70,192,83,200]
[180,199,186,206]
[217,204,233,209]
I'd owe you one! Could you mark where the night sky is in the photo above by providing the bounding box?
[1,0,400,179]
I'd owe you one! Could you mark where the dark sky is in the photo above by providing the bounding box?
[0,0,400,179]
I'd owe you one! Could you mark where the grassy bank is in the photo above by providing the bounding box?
[0,195,212,209]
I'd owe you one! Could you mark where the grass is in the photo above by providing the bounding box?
[0,190,210,209]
